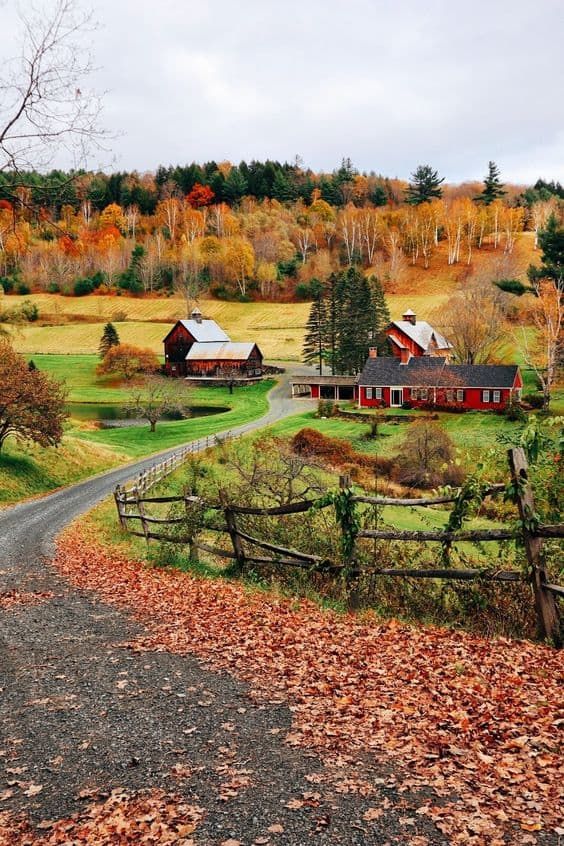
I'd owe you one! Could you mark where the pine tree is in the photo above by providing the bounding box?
[302,281,327,374]
[406,164,444,205]
[332,267,379,374]
[476,161,506,205]
[528,213,564,285]
[99,323,120,359]
[369,275,392,353]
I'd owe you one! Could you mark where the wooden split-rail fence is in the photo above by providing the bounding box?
[114,446,563,646]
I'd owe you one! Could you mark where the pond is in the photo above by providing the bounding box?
[66,402,229,428]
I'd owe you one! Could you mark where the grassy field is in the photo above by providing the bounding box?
[0,437,128,507]
[2,292,464,361]
[0,354,275,503]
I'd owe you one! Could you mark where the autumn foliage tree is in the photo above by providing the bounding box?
[0,341,67,452]
[96,344,160,381]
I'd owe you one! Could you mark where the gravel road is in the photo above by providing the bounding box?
[0,371,446,844]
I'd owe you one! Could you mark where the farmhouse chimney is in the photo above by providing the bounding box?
[400,347,411,365]
[368,347,378,359]
[402,309,416,325]
[191,307,203,324]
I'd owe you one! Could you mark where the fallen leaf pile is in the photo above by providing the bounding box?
[53,526,564,844]
[0,591,53,610]
[0,788,203,845]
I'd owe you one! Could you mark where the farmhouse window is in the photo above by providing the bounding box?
[493,390,501,403]
[446,390,454,403]
[515,388,522,401]
[411,388,418,399]
[482,390,490,403]
[420,388,428,401]
[366,387,373,399]
[374,387,382,399]
[456,389,464,402]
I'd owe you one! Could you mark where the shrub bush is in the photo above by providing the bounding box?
[46,282,60,293]
[522,392,544,409]
[16,283,30,295]
[73,278,94,296]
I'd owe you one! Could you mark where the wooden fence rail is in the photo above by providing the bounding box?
[113,445,563,646]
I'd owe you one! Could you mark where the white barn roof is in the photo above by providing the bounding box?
[186,342,257,361]
[178,318,230,343]
[391,320,452,353]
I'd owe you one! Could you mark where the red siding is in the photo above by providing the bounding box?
[164,323,195,376]
[358,384,517,410]
[386,328,422,358]
[311,385,320,399]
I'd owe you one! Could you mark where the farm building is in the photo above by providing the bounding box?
[291,307,522,411]
[386,309,453,361]
[357,351,522,410]
[164,308,263,379]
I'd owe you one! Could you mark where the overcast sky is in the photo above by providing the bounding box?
[3,0,564,183]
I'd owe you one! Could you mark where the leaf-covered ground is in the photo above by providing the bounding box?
[46,525,563,845]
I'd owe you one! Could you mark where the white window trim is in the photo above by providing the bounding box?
[411,388,418,399]
[374,387,382,399]
[482,390,490,403]
[420,388,429,401]
[446,389,454,402]
[493,390,501,403]
[390,387,403,407]
[456,389,464,402]
[366,387,373,399]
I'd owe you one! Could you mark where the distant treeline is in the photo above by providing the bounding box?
[1,157,562,218]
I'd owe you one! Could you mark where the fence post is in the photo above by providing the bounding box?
[133,486,149,543]
[339,473,360,611]
[224,505,245,572]
[114,486,126,529]
[508,447,561,646]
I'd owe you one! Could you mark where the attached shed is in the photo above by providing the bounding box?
[290,375,357,401]
[185,342,263,379]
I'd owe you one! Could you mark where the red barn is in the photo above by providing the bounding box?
[386,309,453,360]
[357,352,522,410]
[163,308,263,379]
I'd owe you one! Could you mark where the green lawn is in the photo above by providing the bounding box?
[73,380,273,457]
[0,438,127,507]
[1,354,274,503]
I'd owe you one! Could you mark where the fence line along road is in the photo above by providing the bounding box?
[114,446,563,647]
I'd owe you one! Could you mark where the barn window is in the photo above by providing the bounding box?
[411,388,418,400]
[420,388,428,401]
[493,390,501,403]
[366,387,373,399]
[446,390,454,402]
[456,389,464,402]
[374,387,382,399]
[482,390,490,403]
[515,388,522,401]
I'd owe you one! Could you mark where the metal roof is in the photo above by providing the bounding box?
[178,319,230,343]
[186,342,258,361]
[290,375,357,386]
[389,320,452,352]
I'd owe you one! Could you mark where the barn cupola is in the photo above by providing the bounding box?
[191,306,203,324]
[402,308,416,325]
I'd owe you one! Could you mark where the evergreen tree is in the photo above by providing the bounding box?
[272,169,296,202]
[476,161,506,205]
[302,280,327,373]
[369,275,391,353]
[118,245,145,293]
[223,167,248,202]
[326,267,379,375]
[528,213,564,285]
[406,164,444,205]
[98,323,120,359]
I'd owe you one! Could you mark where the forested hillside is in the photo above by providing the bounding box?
[0,160,561,304]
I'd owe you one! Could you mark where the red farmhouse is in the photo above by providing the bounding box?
[357,353,522,410]
[164,308,263,379]
[291,307,522,411]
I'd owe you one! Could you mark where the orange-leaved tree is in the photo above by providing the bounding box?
[0,341,67,452]
[96,344,160,381]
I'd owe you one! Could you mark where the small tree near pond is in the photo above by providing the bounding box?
[0,341,67,452]
[128,377,191,432]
